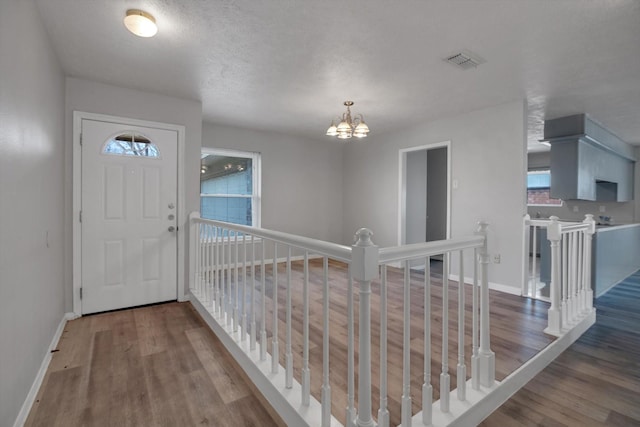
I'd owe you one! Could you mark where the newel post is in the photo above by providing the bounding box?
[544,216,563,336]
[188,211,201,293]
[352,228,379,427]
[522,214,531,297]
[583,214,596,312]
[476,221,495,387]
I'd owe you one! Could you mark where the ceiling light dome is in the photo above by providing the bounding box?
[124,9,158,38]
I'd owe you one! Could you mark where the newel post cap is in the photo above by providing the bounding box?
[354,228,374,247]
[583,214,596,234]
[352,228,378,282]
[475,221,489,256]
[547,216,562,241]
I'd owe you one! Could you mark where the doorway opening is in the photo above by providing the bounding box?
[398,141,451,268]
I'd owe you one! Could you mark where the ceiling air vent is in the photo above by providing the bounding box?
[444,50,486,70]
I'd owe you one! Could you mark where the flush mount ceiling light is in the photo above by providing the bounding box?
[326,101,370,140]
[124,9,158,38]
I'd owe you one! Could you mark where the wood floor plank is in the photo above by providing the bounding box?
[185,327,251,404]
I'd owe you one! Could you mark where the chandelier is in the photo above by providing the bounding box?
[326,101,370,139]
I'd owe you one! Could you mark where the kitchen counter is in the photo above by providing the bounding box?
[593,223,640,297]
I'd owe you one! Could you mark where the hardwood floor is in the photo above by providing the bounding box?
[27,259,558,426]
[25,302,281,427]
[28,263,640,426]
[482,270,640,426]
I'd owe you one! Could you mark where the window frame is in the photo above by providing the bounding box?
[200,147,262,228]
[527,169,563,207]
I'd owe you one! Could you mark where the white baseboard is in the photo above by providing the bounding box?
[13,312,74,427]
[448,274,521,296]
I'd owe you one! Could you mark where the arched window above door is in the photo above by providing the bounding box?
[103,133,160,158]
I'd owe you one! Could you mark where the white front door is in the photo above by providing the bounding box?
[81,119,178,314]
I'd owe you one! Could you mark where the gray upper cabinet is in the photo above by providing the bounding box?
[545,115,635,202]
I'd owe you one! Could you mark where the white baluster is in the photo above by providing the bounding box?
[352,228,378,427]
[378,265,389,427]
[301,251,310,406]
[285,247,293,389]
[440,254,450,413]
[562,234,569,328]
[215,227,221,314]
[477,221,495,387]
[205,225,211,303]
[321,256,331,427]
[227,232,233,325]
[583,214,595,311]
[422,257,432,426]
[242,235,247,340]
[260,240,267,361]
[220,229,226,315]
[570,231,578,324]
[522,214,531,297]
[471,248,480,391]
[346,265,356,427]
[271,244,279,373]
[195,222,201,295]
[544,217,562,336]
[250,235,256,351]
[234,231,239,332]
[402,261,413,424]
[577,231,584,316]
[531,224,538,297]
[457,250,466,401]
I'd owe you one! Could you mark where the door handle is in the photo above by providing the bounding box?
[168,226,176,232]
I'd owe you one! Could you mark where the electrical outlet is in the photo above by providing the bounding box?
[493,254,501,264]
[573,205,579,213]
[599,205,606,213]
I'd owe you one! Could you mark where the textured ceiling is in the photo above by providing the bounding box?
[36,0,640,149]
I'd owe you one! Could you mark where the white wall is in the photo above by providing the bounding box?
[0,0,66,423]
[342,100,527,290]
[64,77,203,311]
[202,123,344,244]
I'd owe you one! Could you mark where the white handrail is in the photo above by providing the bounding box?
[379,235,484,264]
[192,217,352,262]
[189,213,494,427]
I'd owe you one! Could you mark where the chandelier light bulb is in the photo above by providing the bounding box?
[326,121,338,136]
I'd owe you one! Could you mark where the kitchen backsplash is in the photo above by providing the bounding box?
[528,200,635,224]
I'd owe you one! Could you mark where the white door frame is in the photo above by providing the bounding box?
[72,111,186,316]
[397,140,452,246]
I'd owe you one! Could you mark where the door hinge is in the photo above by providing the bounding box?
[79,133,83,146]
[79,210,83,223]
[80,287,83,299]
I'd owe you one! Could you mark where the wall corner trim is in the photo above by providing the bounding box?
[13,312,73,427]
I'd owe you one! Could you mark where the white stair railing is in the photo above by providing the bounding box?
[189,213,496,426]
[522,214,596,336]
